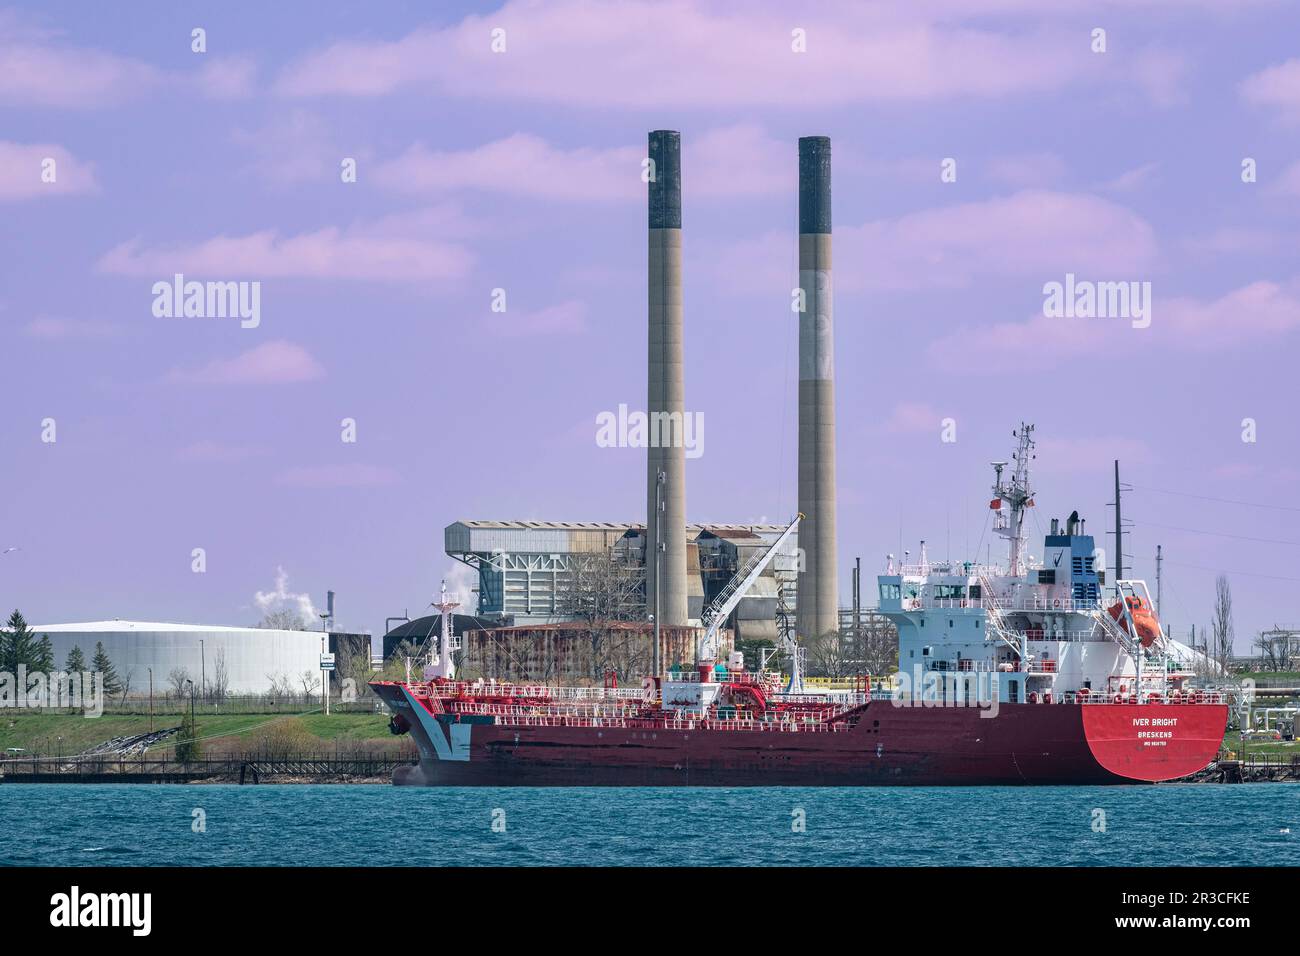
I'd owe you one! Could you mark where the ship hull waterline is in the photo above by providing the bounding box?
[372,684,1226,787]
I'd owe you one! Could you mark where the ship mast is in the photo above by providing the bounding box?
[990,423,1035,577]
[428,580,461,681]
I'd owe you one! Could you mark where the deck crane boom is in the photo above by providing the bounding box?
[697,513,803,664]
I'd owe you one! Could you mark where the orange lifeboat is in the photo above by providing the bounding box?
[1108,595,1160,647]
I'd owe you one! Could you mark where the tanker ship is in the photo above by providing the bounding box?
[373,426,1227,786]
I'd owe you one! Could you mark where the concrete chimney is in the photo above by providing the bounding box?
[646,130,688,628]
[796,136,839,639]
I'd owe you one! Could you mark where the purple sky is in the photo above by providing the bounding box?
[3,1,1299,651]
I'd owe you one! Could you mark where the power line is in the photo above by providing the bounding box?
[1139,520,1300,548]
[1130,484,1300,514]
[1162,558,1300,584]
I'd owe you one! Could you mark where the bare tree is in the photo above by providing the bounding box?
[167,666,192,700]
[210,648,230,702]
[554,550,646,680]
[260,608,308,630]
[265,671,294,703]
[299,669,321,699]
[1211,574,1234,674]
[841,609,898,676]
[1254,627,1300,672]
[807,632,850,678]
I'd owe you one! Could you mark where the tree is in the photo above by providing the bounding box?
[260,609,308,630]
[807,632,851,678]
[65,644,87,673]
[167,666,192,700]
[1254,628,1300,672]
[0,609,39,673]
[340,645,374,701]
[32,634,55,673]
[88,641,122,697]
[1211,575,1234,674]
[299,669,321,699]
[176,709,201,762]
[210,648,229,702]
[554,550,646,680]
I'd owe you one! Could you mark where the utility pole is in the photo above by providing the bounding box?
[852,557,862,659]
[320,632,329,716]
[148,667,153,733]
[652,469,665,679]
[1155,544,1163,618]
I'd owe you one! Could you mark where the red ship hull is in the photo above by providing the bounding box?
[372,683,1226,787]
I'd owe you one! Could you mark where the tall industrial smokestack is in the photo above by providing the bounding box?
[796,136,839,639]
[647,130,687,630]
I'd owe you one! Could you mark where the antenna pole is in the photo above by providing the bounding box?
[1114,460,1123,591]
[1155,544,1162,618]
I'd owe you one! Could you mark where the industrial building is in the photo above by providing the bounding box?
[445,519,798,643]
[31,621,337,696]
[418,132,847,673]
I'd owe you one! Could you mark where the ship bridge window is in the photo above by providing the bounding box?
[969,584,982,600]
[880,583,901,601]
[1037,569,1056,585]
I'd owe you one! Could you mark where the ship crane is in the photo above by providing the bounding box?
[697,513,803,668]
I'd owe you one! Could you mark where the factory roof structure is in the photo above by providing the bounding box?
[448,520,792,534]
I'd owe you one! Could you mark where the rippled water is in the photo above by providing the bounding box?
[0,783,1296,866]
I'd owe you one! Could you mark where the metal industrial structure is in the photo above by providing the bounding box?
[796,135,839,641]
[444,519,798,643]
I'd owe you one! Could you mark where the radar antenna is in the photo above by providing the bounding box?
[990,424,1036,576]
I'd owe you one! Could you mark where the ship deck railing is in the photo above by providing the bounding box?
[910,597,1106,613]
[407,681,652,703]
[494,714,852,733]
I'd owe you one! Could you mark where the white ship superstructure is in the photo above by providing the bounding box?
[878,424,1199,706]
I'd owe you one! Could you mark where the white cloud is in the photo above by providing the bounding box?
[23,317,118,339]
[713,190,1158,294]
[165,340,325,385]
[487,299,588,336]
[276,1,1175,107]
[97,219,473,282]
[375,125,787,202]
[927,279,1300,371]
[0,141,96,200]
[1241,57,1300,122]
